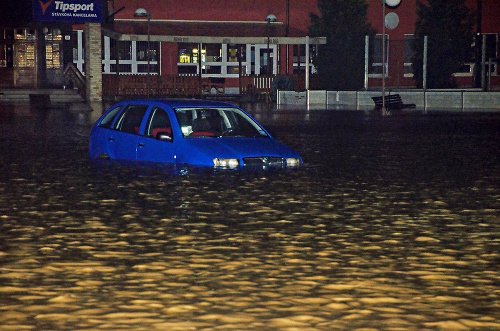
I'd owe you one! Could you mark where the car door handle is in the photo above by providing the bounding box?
[138,143,145,147]
[108,137,115,142]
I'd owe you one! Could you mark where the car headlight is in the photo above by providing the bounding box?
[286,158,302,167]
[213,158,240,168]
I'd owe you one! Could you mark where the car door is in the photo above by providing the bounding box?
[89,104,124,158]
[136,106,175,163]
[107,104,149,160]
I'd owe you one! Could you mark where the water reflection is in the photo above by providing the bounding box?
[0,102,499,330]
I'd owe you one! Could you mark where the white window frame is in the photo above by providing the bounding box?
[368,34,389,78]
[101,36,159,75]
[73,30,84,73]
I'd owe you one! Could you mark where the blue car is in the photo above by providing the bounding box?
[89,99,302,169]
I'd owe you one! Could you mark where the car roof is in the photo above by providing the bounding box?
[122,99,235,109]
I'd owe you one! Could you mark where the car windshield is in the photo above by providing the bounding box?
[174,107,269,138]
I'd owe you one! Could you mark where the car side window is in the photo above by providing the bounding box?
[113,105,148,134]
[146,107,173,140]
[98,105,123,129]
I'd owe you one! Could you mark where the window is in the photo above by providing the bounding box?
[113,105,148,134]
[102,37,159,75]
[16,43,35,68]
[178,43,199,63]
[46,43,61,69]
[454,33,498,77]
[369,34,389,77]
[178,43,224,76]
[404,35,416,76]
[72,30,85,73]
[109,38,117,60]
[174,107,267,138]
[98,105,123,129]
[119,41,132,60]
[137,41,159,62]
[484,33,498,76]
[227,44,246,62]
[0,44,13,68]
[1,29,15,40]
[14,28,35,41]
[203,44,222,63]
[146,107,172,140]
[292,44,315,76]
[44,28,62,41]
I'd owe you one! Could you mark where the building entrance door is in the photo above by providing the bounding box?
[253,44,277,76]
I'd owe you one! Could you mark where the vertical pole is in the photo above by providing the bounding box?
[382,0,387,114]
[423,35,428,90]
[297,44,301,79]
[364,35,369,90]
[267,21,270,76]
[146,14,151,98]
[474,0,483,88]
[115,39,120,96]
[286,0,290,75]
[198,43,202,95]
[305,36,310,90]
[238,44,242,94]
[487,58,492,91]
[481,34,486,91]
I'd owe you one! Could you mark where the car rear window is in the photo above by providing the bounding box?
[113,105,149,134]
[98,105,123,129]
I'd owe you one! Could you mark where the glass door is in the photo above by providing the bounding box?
[253,44,277,76]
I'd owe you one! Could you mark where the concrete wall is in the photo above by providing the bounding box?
[278,90,500,111]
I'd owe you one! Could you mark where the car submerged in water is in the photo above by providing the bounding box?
[89,99,302,169]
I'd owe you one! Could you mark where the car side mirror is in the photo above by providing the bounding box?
[157,133,172,142]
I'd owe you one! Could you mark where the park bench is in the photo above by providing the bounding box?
[372,94,416,110]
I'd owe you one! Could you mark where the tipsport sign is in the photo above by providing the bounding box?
[33,0,103,23]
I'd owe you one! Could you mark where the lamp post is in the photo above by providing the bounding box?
[134,8,151,98]
[382,0,401,115]
[266,14,277,76]
[382,1,387,114]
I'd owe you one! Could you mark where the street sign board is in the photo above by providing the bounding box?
[33,0,103,23]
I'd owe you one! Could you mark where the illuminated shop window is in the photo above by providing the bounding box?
[178,43,198,63]
[46,43,61,69]
[178,43,224,76]
[16,43,35,68]
[45,28,62,41]
[14,29,36,41]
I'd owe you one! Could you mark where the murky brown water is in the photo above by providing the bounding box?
[0,103,499,330]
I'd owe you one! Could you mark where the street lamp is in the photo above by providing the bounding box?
[381,0,401,115]
[134,8,151,97]
[266,14,277,76]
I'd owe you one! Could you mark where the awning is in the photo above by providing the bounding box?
[102,19,326,45]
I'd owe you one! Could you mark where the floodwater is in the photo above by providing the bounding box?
[0,102,499,330]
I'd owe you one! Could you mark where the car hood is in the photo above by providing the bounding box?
[181,137,300,164]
